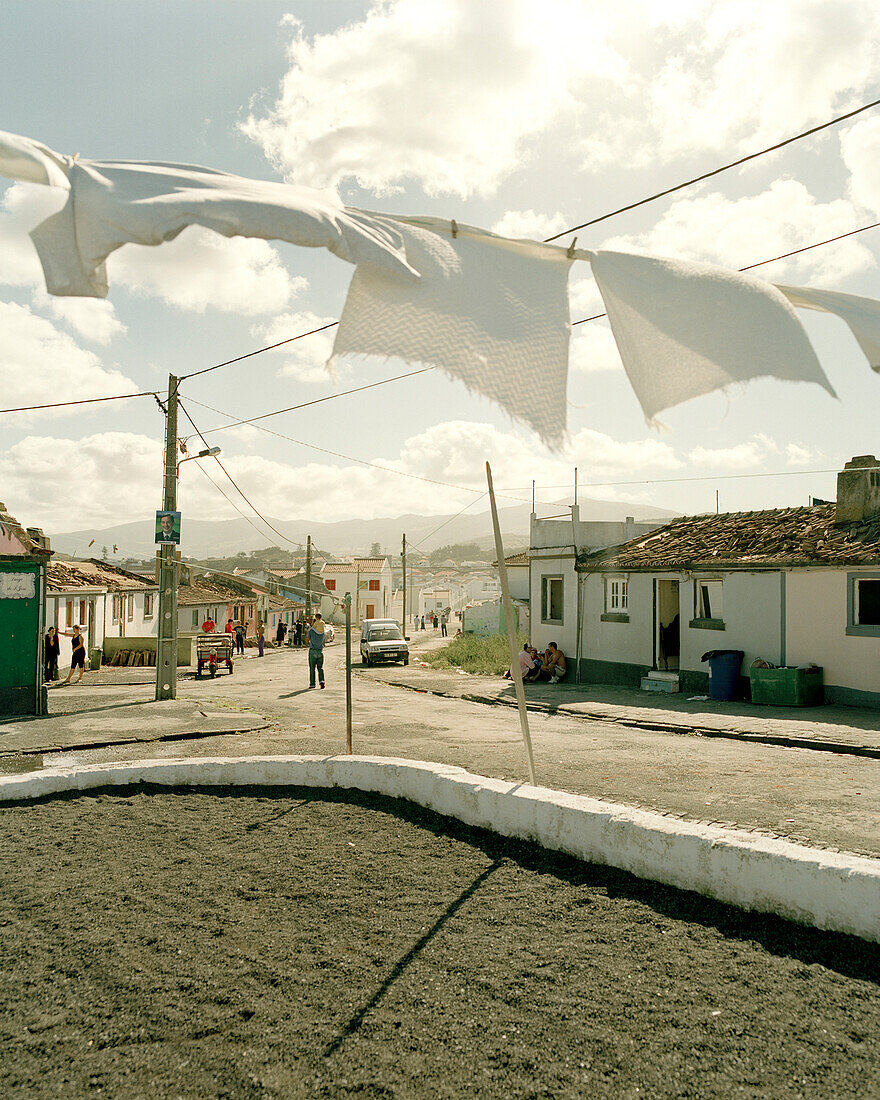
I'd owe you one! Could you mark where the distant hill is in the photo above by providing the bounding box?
[50,496,677,561]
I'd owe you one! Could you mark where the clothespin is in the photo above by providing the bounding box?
[450,219,459,239]
[567,237,578,258]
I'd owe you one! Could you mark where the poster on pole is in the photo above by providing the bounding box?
[155,511,181,544]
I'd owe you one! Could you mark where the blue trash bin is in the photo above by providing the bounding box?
[702,650,744,701]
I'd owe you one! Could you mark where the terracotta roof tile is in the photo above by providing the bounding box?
[577,504,880,571]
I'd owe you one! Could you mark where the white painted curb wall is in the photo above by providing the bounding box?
[1,755,878,943]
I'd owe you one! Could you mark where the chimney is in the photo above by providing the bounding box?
[835,455,880,524]
[26,527,51,552]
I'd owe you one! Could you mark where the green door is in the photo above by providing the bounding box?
[0,560,43,715]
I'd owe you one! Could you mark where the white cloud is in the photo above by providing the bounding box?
[602,180,874,283]
[569,275,605,316]
[582,1,880,167]
[251,310,338,383]
[0,433,162,530]
[30,288,126,345]
[686,434,806,470]
[491,210,569,240]
[6,418,683,530]
[243,0,626,197]
[109,227,306,315]
[569,322,623,374]
[0,301,135,421]
[840,116,880,216]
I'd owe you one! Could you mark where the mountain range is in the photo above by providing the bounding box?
[50,495,677,561]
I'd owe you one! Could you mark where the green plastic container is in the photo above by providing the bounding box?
[89,647,103,671]
[749,666,823,707]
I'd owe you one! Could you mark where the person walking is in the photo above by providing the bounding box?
[308,613,326,689]
[420,615,426,631]
[60,624,87,685]
[275,620,287,647]
[234,622,245,655]
[44,626,60,682]
[257,621,265,657]
[440,612,448,637]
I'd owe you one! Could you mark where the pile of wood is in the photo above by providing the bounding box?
[108,649,156,667]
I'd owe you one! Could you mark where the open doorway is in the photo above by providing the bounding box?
[656,579,680,670]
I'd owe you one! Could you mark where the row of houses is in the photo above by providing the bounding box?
[506,456,880,708]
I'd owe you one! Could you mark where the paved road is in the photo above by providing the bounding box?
[7,634,878,860]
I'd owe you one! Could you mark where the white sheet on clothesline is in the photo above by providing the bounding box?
[331,215,574,446]
[588,250,837,422]
[777,284,880,373]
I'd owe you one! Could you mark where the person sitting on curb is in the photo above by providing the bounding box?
[504,642,537,681]
[523,647,544,682]
[542,642,567,683]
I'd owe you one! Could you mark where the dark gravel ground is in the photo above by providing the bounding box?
[1,786,878,1100]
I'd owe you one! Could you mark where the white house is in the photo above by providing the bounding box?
[529,508,663,659]
[46,559,158,652]
[321,557,392,622]
[574,455,880,708]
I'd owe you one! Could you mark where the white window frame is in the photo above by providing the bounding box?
[126,594,134,622]
[847,572,880,637]
[604,576,628,613]
[694,578,723,622]
[143,593,154,619]
[111,594,123,624]
[541,575,564,624]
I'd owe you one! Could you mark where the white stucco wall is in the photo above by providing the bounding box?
[786,569,880,697]
[580,573,654,667]
[530,554,578,656]
[679,571,782,673]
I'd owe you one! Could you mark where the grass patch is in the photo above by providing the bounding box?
[424,632,524,676]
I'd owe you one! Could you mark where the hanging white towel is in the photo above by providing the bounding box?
[778,285,880,373]
[588,250,836,422]
[331,215,574,447]
[0,151,418,298]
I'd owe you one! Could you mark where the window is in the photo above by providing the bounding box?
[248,604,254,618]
[80,599,87,623]
[127,595,134,621]
[605,577,628,613]
[65,599,74,625]
[192,610,199,629]
[112,595,123,623]
[541,575,563,623]
[144,593,154,618]
[848,573,880,636]
[691,579,724,629]
[325,579,336,591]
[368,578,380,591]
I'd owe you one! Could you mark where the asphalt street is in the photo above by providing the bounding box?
[5,632,878,860]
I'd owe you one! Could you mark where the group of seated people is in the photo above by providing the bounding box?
[503,641,567,684]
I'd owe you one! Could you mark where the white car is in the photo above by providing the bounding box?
[360,619,409,666]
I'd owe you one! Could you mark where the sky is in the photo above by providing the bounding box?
[2,0,880,544]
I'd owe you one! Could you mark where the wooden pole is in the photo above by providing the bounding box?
[344,593,352,753]
[486,461,536,785]
[401,533,407,636]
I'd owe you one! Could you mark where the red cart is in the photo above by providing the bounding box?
[196,634,234,678]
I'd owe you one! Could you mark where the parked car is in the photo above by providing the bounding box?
[360,618,409,666]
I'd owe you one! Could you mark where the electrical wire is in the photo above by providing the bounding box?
[543,95,880,242]
[180,321,339,381]
[0,389,161,415]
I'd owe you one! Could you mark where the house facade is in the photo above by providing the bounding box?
[575,456,880,707]
[321,558,392,622]
[46,559,159,652]
[529,507,663,658]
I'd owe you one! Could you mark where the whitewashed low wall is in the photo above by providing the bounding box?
[1,755,878,943]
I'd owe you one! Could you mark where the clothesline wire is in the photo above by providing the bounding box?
[516,466,877,492]
[3,212,879,419]
[543,94,880,242]
[195,367,434,436]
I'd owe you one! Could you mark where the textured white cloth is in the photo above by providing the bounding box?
[0,129,71,189]
[588,250,836,421]
[1,152,416,297]
[331,215,574,446]
[778,284,880,373]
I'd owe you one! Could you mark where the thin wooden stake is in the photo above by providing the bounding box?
[344,593,352,753]
[487,461,536,785]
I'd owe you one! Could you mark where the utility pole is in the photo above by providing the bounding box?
[401,533,407,634]
[156,374,179,701]
[305,535,312,622]
[356,563,360,624]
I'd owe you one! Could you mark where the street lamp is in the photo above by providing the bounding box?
[178,445,221,467]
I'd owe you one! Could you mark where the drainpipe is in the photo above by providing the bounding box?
[575,570,584,684]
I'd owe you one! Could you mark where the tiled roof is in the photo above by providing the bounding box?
[495,552,529,566]
[51,559,157,591]
[0,503,51,556]
[323,559,387,574]
[577,504,880,571]
[177,577,250,607]
[48,561,108,591]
